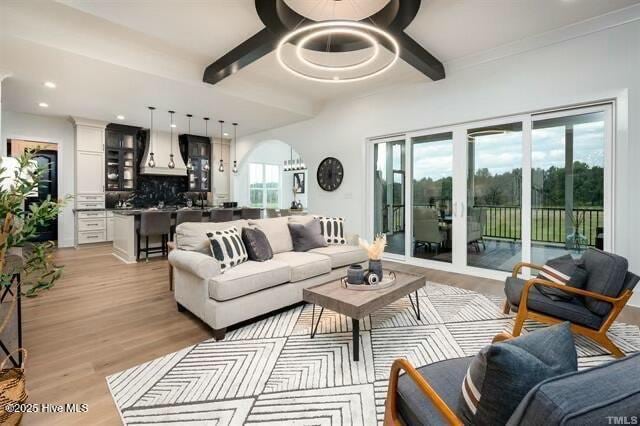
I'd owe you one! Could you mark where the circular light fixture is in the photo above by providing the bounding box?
[295,27,379,72]
[43,81,56,89]
[38,102,49,108]
[116,115,125,120]
[276,20,399,83]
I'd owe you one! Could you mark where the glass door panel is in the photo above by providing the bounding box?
[373,140,406,255]
[531,110,606,263]
[411,132,453,262]
[467,122,523,271]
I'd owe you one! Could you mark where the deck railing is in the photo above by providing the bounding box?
[383,203,603,247]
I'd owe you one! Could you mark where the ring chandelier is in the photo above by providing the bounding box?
[276,20,399,83]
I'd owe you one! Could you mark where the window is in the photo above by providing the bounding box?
[249,163,280,208]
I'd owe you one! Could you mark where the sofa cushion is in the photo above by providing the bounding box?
[581,248,628,316]
[508,352,640,425]
[288,219,327,252]
[505,277,603,329]
[176,220,248,253]
[248,217,293,254]
[208,260,290,301]
[309,245,367,268]
[207,227,248,272]
[459,323,577,426]
[397,356,472,426]
[241,227,273,262]
[272,252,331,282]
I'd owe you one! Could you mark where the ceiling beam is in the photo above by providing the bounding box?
[393,32,445,81]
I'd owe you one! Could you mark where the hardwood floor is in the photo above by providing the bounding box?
[15,245,640,425]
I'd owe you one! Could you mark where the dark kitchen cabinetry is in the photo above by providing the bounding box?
[179,134,211,192]
[105,124,140,191]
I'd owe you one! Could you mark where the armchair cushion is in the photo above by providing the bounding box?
[505,277,604,330]
[459,323,577,426]
[397,356,472,426]
[508,352,640,425]
[581,248,628,316]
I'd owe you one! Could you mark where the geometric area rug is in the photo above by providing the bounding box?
[107,282,640,425]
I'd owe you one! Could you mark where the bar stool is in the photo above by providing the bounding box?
[210,209,234,223]
[265,208,279,218]
[171,210,203,241]
[241,208,262,220]
[137,212,172,262]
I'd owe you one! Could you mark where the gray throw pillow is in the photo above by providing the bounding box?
[459,322,577,426]
[288,219,328,252]
[536,255,589,301]
[241,227,273,262]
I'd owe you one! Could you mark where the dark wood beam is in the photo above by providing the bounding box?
[202,28,281,85]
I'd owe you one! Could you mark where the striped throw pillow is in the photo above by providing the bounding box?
[207,227,248,272]
[313,216,346,245]
[536,254,588,301]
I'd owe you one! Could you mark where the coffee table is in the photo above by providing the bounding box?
[303,270,425,361]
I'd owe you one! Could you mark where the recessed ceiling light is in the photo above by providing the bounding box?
[116,115,125,120]
[223,132,229,136]
[38,102,49,108]
[170,124,177,128]
[43,81,56,89]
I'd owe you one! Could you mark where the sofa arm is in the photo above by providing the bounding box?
[169,250,221,280]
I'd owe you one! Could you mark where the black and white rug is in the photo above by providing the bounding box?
[107,282,640,425]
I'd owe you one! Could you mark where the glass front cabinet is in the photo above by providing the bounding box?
[179,134,211,192]
[105,124,140,191]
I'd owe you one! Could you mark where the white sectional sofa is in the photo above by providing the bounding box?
[168,216,367,340]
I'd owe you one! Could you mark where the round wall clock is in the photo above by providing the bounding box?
[317,157,344,192]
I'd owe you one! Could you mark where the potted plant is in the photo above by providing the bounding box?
[359,234,387,280]
[0,151,68,423]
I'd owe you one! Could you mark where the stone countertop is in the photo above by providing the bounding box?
[110,207,255,216]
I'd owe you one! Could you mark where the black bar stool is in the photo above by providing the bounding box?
[210,209,233,223]
[137,212,172,262]
[171,210,203,241]
[241,208,262,220]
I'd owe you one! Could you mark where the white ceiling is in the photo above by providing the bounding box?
[2,0,639,136]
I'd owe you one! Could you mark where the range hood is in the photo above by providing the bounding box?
[139,129,187,176]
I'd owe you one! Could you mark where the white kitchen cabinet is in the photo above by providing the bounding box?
[106,211,114,241]
[76,151,104,194]
[76,125,104,152]
[212,141,230,198]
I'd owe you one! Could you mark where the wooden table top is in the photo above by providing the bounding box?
[303,270,425,319]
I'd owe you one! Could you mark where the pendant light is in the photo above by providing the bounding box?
[218,120,225,173]
[202,117,210,172]
[185,114,193,171]
[147,106,156,168]
[232,122,238,174]
[168,110,176,169]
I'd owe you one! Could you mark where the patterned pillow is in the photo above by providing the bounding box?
[313,216,346,245]
[206,227,248,272]
[536,254,589,301]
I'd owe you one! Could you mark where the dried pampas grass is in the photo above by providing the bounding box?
[359,234,387,260]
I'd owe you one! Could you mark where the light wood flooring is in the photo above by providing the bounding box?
[16,244,640,425]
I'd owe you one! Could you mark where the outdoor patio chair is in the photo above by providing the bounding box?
[413,207,447,255]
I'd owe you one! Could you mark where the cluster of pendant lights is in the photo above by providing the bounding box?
[147,106,238,174]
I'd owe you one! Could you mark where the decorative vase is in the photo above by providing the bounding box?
[368,259,383,281]
[347,264,365,284]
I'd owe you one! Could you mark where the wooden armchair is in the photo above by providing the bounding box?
[384,332,512,426]
[504,259,638,358]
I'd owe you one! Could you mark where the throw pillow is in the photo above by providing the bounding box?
[288,219,328,252]
[536,255,589,301]
[206,227,248,272]
[459,322,577,425]
[241,227,273,262]
[314,216,346,245]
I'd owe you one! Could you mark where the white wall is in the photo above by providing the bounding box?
[237,19,640,305]
[233,140,308,209]
[1,109,76,247]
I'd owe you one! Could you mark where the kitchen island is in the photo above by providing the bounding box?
[111,207,245,263]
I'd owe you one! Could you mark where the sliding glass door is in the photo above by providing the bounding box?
[373,139,406,256]
[369,103,612,275]
[530,107,610,264]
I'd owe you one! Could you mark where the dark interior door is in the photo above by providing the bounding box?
[25,150,58,242]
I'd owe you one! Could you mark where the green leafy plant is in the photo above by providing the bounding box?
[0,151,70,297]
